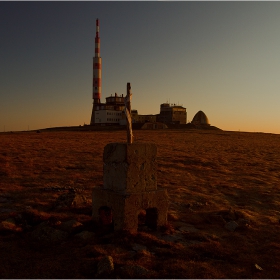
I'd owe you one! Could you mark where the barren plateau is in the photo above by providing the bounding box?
[0,129,279,278]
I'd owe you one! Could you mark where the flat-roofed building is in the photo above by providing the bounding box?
[157,103,186,124]
[120,109,157,125]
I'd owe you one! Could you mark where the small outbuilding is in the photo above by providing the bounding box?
[191,111,210,126]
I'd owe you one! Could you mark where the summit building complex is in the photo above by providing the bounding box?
[90,19,187,126]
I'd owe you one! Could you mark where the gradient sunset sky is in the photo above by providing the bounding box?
[1,2,280,133]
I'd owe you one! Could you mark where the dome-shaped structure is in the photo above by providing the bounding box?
[191,111,210,126]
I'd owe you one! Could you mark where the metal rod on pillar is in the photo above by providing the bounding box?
[124,82,133,144]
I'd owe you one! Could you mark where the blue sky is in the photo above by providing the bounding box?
[1,2,280,133]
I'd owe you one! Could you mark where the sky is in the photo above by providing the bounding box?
[1,1,280,133]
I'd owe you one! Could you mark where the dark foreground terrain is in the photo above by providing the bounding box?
[0,129,279,278]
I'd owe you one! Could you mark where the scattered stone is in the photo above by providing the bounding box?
[167,212,179,221]
[48,216,62,227]
[173,221,188,227]
[225,221,239,232]
[30,222,68,244]
[0,218,22,232]
[207,214,226,225]
[193,202,204,207]
[137,249,153,257]
[96,255,114,276]
[70,193,89,207]
[132,243,147,252]
[59,219,83,234]
[178,224,199,233]
[160,232,184,243]
[20,209,49,226]
[255,263,263,271]
[237,218,249,229]
[119,264,153,278]
[75,231,95,241]
[53,191,88,209]
[221,208,238,221]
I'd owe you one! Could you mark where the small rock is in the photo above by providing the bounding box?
[96,255,114,276]
[222,208,238,221]
[255,263,263,271]
[30,222,68,244]
[178,225,199,233]
[126,250,137,258]
[59,219,83,233]
[160,232,184,243]
[225,221,239,231]
[21,209,48,226]
[48,217,62,227]
[132,243,147,252]
[135,249,153,260]
[71,193,89,207]
[0,218,22,232]
[75,231,95,241]
[237,218,249,229]
[167,212,179,221]
[207,214,226,225]
[53,192,88,209]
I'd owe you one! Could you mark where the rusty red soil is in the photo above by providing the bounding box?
[0,129,279,278]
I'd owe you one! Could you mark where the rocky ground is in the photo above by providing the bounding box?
[0,129,280,278]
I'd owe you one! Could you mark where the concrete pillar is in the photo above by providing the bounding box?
[92,142,168,232]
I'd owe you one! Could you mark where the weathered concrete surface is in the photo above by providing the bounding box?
[93,142,168,232]
[92,187,168,232]
[103,142,157,193]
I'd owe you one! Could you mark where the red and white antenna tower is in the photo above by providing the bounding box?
[93,18,101,104]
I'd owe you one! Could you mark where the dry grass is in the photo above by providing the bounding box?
[0,129,280,278]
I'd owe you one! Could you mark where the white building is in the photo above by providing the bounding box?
[91,93,125,125]
[94,109,123,124]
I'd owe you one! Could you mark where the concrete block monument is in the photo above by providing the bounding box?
[92,83,168,232]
